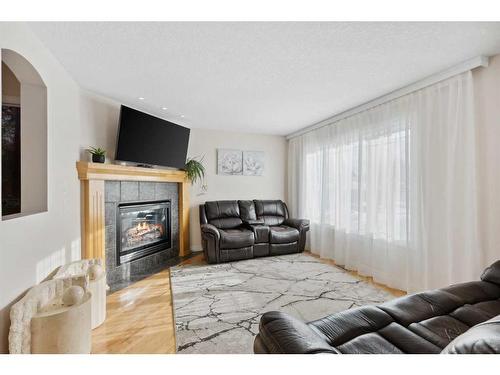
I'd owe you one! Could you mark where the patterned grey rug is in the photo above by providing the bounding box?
[170,253,395,353]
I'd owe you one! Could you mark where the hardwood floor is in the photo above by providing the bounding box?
[91,252,404,353]
[91,254,205,354]
[91,269,177,354]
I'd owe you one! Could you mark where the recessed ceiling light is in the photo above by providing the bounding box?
[162,107,168,110]
[138,97,145,100]
[180,115,185,118]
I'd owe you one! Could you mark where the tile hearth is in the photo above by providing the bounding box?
[104,180,180,291]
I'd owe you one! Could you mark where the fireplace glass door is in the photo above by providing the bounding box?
[117,200,171,265]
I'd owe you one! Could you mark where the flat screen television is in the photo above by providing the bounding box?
[115,105,190,169]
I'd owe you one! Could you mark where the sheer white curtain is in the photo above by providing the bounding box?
[288,72,482,292]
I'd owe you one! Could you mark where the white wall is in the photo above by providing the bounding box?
[78,90,120,162]
[0,23,82,353]
[473,55,500,267]
[187,128,287,250]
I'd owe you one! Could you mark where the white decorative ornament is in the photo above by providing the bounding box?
[53,259,107,329]
[62,286,85,306]
[9,276,91,354]
[88,264,103,281]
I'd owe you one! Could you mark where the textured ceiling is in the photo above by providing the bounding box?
[28,22,500,135]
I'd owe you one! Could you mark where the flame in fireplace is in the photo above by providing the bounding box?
[125,220,165,246]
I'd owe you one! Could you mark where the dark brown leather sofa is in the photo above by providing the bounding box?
[254,260,500,354]
[199,200,309,264]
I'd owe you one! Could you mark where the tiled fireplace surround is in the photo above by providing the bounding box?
[104,180,180,290]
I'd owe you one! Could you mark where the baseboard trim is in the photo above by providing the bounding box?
[190,245,203,252]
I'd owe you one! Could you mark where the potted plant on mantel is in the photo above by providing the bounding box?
[184,156,206,186]
[87,147,106,163]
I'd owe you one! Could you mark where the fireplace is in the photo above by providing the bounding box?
[116,200,171,265]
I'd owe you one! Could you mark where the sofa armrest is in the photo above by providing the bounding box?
[243,222,270,244]
[241,219,265,231]
[200,224,220,263]
[481,260,500,286]
[284,218,310,231]
[200,223,220,239]
[441,314,500,354]
[255,311,338,354]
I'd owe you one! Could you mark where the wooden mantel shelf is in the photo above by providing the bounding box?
[76,161,190,263]
[76,161,187,183]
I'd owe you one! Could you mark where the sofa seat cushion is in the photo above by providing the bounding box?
[219,228,254,249]
[409,316,471,348]
[336,332,404,354]
[449,305,495,327]
[379,290,464,327]
[269,225,299,244]
[378,322,442,353]
[310,305,394,346]
[472,300,500,316]
[309,305,443,354]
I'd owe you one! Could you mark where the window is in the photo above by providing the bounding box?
[1,72,21,215]
[304,126,408,244]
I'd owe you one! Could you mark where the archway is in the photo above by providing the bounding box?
[1,49,47,219]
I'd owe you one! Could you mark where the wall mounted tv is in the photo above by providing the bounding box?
[115,105,190,169]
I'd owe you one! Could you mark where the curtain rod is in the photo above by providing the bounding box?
[286,55,489,140]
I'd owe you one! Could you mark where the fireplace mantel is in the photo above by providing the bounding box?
[76,161,190,263]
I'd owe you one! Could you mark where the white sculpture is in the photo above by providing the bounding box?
[9,276,91,354]
[62,285,85,306]
[53,259,107,329]
[9,258,107,354]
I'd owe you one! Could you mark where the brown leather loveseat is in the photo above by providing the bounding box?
[254,260,500,354]
[199,200,309,264]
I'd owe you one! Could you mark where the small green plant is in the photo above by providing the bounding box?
[87,146,106,163]
[87,147,106,157]
[184,156,206,185]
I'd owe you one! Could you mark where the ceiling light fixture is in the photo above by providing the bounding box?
[162,107,168,110]
[138,97,145,100]
[180,115,185,118]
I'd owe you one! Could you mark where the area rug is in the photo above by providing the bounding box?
[170,253,395,353]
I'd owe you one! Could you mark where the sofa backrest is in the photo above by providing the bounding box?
[201,200,243,229]
[200,200,290,228]
[254,200,288,226]
[238,200,257,221]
